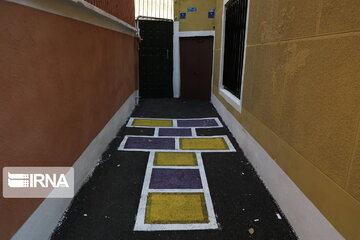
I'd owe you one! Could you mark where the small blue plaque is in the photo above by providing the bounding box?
[187,7,197,12]
[180,12,186,19]
[208,11,215,18]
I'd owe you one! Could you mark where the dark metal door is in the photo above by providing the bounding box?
[139,19,173,98]
[180,37,213,101]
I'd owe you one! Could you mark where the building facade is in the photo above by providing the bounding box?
[172,0,360,239]
[211,0,360,239]
[0,0,138,238]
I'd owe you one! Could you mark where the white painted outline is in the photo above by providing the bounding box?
[156,127,194,137]
[118,135,236,153]
[133,152,218,231]
[175,138,180,150]
[124,117,230,230]
[126,117,223,129]
[191,128,197,137]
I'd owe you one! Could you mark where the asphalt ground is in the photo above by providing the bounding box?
[51,98,297,240]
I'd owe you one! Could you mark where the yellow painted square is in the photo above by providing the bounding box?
[180,137,229,150]
[145,193,209,224]
[154,152,197,166]
[132,119,173,127]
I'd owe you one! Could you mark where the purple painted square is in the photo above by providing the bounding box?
[158,128,192,136]
[177,119,218,127]
[149,169,203,189]
[124,137,175,150]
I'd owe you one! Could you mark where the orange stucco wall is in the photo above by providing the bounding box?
[86,0,135,26]
[0,1,137,238]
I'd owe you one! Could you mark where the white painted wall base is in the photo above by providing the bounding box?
[211,94,344,240]
[12,91,137,240]
[173,21,180,98]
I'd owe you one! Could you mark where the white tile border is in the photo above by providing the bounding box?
[133,152,218,231]
[154,128,160,137]
[211,94,345,240]
[191,128,197,137]
[148,127,200,137]
[126,117,223,128]
[118,135,236,153]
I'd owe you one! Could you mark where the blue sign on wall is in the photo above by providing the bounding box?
[208,11,215,18]
[187,7,197,12]
[180,12,186,19]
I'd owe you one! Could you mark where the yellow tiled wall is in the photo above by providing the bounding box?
[174,0,216,31]
[212,0,360,239]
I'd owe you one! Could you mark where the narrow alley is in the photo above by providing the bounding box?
[1,0,359,239]
[51,99,297,239]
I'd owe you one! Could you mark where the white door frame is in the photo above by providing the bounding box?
[172,22,215,98]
